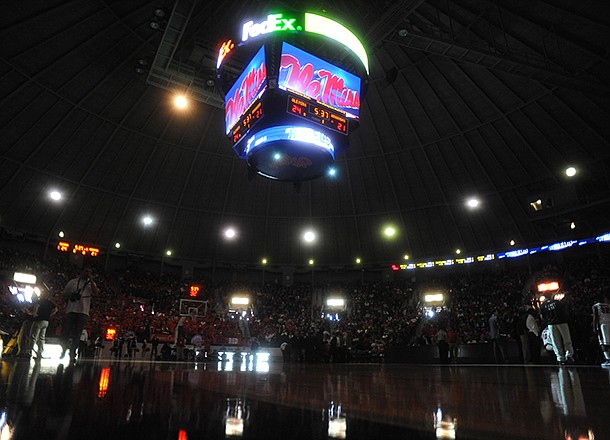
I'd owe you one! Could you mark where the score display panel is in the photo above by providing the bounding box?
[231,98,264,144]
[287,93,348,135]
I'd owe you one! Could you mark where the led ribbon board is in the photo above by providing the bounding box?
[245,126,334,157]
[224,46,267,134]
[393,231,610,271]
[279,42,361,119]
[217,12,369,75]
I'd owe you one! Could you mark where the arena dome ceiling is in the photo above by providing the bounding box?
[1,0,609,269]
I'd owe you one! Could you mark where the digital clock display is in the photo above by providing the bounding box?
[287,95,348,134]
[232,99,264,144]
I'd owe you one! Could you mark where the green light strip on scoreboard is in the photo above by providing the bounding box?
[304,13,369,75]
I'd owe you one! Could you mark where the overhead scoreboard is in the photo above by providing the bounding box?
[217,12,368,181]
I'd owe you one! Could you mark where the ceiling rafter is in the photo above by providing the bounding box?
[384,23,609,97]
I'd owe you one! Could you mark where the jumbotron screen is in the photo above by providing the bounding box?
[217,11,368,181]
[278,42,361,119]
[224,45,267,134]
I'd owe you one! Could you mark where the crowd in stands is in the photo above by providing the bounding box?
[1,247,609,364]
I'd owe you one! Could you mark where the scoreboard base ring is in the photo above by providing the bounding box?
[246,140,334,181]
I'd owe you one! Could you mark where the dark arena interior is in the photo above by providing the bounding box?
[1,1,610,439]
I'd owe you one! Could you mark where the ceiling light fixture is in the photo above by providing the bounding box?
[174,95,188,109]
[303,230,316,243]
[466,198,480,208]
[49,190,62,201]
[383,226,396,238]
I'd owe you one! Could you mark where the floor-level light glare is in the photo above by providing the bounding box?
[384,226,396,238]
[166,250,172,256]
[49,190,62,201]
[114,242,121,249]
[58,231,65,238]
[467,198,479,208]
[565,166,577,177]
[303,231,316,243]
[142,216,153,226]
[225,228,236,239]
[174,95,188,109]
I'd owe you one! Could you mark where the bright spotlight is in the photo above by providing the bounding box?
[166,250,172,256]
[570,222,576,230]
[424,293,444,303]
[383,226,396,238]
[509,240,515,246]
[455,249,461,255]
[303,230,316,243]
[565,166,576,177]
[58,231,65,238]
[224,228,236,239]
[327,167,336,177]
[231,296,249,306]
[403,254,409,260]
[261,258,267,265]
[466,198,479,208]
[13,272,37,284]
[114,242,121,249]
[174,95,188,109]
[142,216,153,226]
[273,153,281,160]
[355,258,361,264]
[308,259,314,265]
[49,190,62,201]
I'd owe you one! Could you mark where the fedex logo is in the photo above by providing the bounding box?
[242,14,299,41]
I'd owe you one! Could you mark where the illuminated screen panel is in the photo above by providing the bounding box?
[287,94,348,134]
[224,45,267,134]
[278,42,361,119]
[231,98,264,144]
[217,12,369,75]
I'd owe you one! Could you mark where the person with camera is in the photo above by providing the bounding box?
[60,266,99,362]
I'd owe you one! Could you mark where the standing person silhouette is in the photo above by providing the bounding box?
[29,289,58,359]
[540,295,574,365]
[592,290,610,368]
[60,267,99,362]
